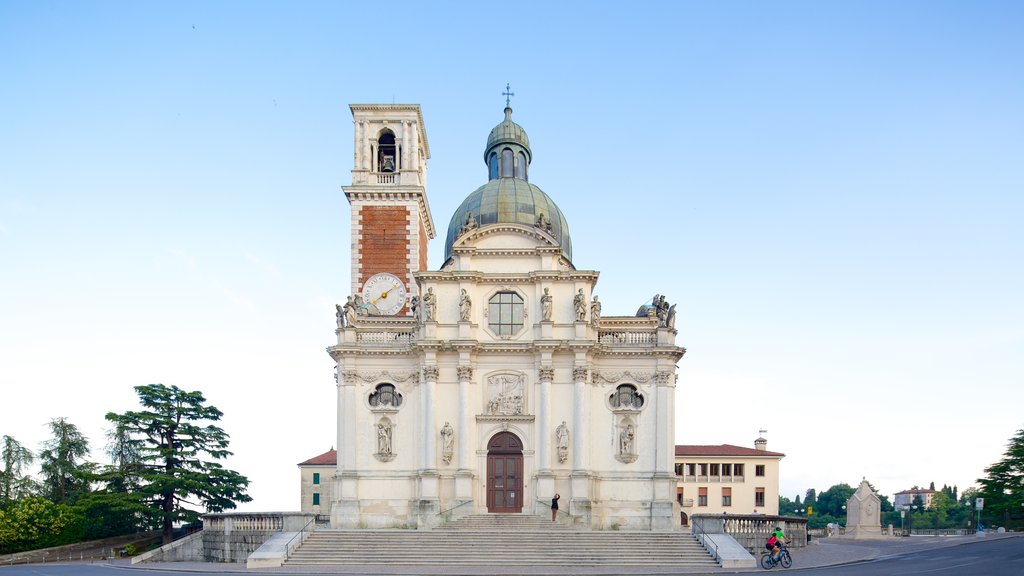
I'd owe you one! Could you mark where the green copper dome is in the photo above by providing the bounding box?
[485,106,531,163]
[444,107,572,264]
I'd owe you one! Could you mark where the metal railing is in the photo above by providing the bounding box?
[281,516,316,560]
[691,516,721,563]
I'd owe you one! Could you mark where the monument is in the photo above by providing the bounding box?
[845,478,883,538]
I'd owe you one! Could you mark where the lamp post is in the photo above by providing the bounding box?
[900,509,906,536]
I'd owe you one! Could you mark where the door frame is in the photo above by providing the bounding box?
[486,431,524,513]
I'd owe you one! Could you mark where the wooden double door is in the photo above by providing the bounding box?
[486,432,523,513]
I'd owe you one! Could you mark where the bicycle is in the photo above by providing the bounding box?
[760,543,792,569]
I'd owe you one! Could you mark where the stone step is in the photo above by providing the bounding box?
[285,527,718,568]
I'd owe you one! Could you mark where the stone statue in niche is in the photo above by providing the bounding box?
[377,421,393,455]
[590,296,601,328]
[486,374,525,415]
[619,423,635,456]
[555,421,569,463]
[422,287,436,321]
[459,289,472,321]
[573,289,587,322]
[440,422,454,464]
[541,288,553,321]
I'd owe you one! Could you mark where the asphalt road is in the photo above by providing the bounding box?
[770,536,1024,575]
[0,536,1021,576]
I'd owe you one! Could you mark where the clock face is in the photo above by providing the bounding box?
[361,273,407,316]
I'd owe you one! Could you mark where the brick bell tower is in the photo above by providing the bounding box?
[343,104,435,316]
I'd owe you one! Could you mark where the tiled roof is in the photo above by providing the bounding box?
[298,448,337,466]
[675,444,785,457]
[895,488,936,495]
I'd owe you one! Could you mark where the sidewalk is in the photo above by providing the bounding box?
[98,532,1023,574]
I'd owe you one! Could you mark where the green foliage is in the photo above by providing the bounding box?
[0,497,84,553]
[804,489,817,510]
[929,492,950,528]
[38,418,92,505]
[1,435,37,508]
[977,426,1024,529]
[815,483,855,518]
[105,384,252,544]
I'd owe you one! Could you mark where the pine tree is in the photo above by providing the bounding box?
[105,384,251,544]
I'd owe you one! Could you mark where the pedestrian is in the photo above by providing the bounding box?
[551,493,560,521]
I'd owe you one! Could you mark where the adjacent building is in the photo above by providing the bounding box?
[674,437,785,522]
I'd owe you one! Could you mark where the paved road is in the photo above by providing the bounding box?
[0,534,1020,575]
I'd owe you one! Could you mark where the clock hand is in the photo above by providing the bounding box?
[372,283,401,304]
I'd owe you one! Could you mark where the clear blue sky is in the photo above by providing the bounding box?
[2,1,1022,512]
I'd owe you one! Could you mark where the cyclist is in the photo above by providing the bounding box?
[767,525,789,560]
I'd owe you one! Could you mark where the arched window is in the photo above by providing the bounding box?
[500,148,514,178]
[489,152,499,180]
[609,384,643,409]
[515,151,527,180]
[369,383,402,407]
[377,130,397,173]
[488,291,524,336]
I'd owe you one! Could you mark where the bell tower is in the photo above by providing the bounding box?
[343,104,435,315]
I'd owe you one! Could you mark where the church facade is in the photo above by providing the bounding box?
[327,103,685,529]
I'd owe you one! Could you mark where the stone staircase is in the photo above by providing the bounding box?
[285,514,719,569]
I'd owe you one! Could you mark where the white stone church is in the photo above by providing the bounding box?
[311,102,686,530]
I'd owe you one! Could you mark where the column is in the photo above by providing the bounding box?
[410,121,420,172]
[456,366,473,471]
[572,367,587,471]
[356,121,365,170]
[422,365,439,470]
[338,370,358,472]
[538,367,553,470]
[335,370,344,475]
[656,371,673,474]
[402,120,410,170]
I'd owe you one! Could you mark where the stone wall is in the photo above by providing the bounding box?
[201,512,315,563]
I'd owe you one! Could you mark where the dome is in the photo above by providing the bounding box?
[444,178,572,263]
[444,107,572,264]
[485,107,531,163]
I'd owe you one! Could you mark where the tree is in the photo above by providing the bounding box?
[0,496,84,553]
[977,426,1024,529]
[75,421,153,539]
[1,435,36,508]
[816,483,855,518]
[804,488,817,511]
[930,491,950,528]
[105,384,251,544]
[38,418,92,505]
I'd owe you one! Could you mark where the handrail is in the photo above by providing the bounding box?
[691,516,720,563]
[434,499,474,522]
[282,516,316,556]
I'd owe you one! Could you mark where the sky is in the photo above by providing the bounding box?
[1,1,1022,513]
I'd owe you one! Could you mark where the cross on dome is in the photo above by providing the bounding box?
[503,83,515,107]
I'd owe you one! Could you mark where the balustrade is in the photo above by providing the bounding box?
[356,331,415,345]
[597,330,657,345]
